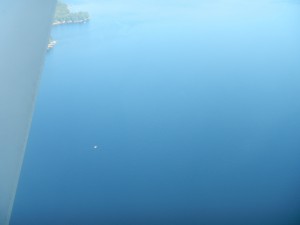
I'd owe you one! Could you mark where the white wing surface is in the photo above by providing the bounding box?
[0,1,56,224]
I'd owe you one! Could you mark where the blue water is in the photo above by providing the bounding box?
[11,1,300,224]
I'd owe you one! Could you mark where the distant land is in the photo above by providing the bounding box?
[48,1,90,50]
[53,2,90,25]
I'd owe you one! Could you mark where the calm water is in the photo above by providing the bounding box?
[11,1,300,224]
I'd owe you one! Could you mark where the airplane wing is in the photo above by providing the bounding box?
[0,1,56,224]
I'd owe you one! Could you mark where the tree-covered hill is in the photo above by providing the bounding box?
[53,2,90,24]
[48,2,90,50]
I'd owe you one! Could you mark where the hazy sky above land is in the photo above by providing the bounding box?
[64,0,300,35]
[66,0,300,20]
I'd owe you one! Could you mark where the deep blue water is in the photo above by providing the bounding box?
[11,1,300,224]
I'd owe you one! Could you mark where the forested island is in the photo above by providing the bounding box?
[48,2,90,50]
[53,2,90,25]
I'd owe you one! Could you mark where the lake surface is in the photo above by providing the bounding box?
[11,1,300,224]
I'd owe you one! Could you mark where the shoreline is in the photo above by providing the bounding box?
[47,18,89,51]
[52,18,89,26]
[47,40,57,51]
